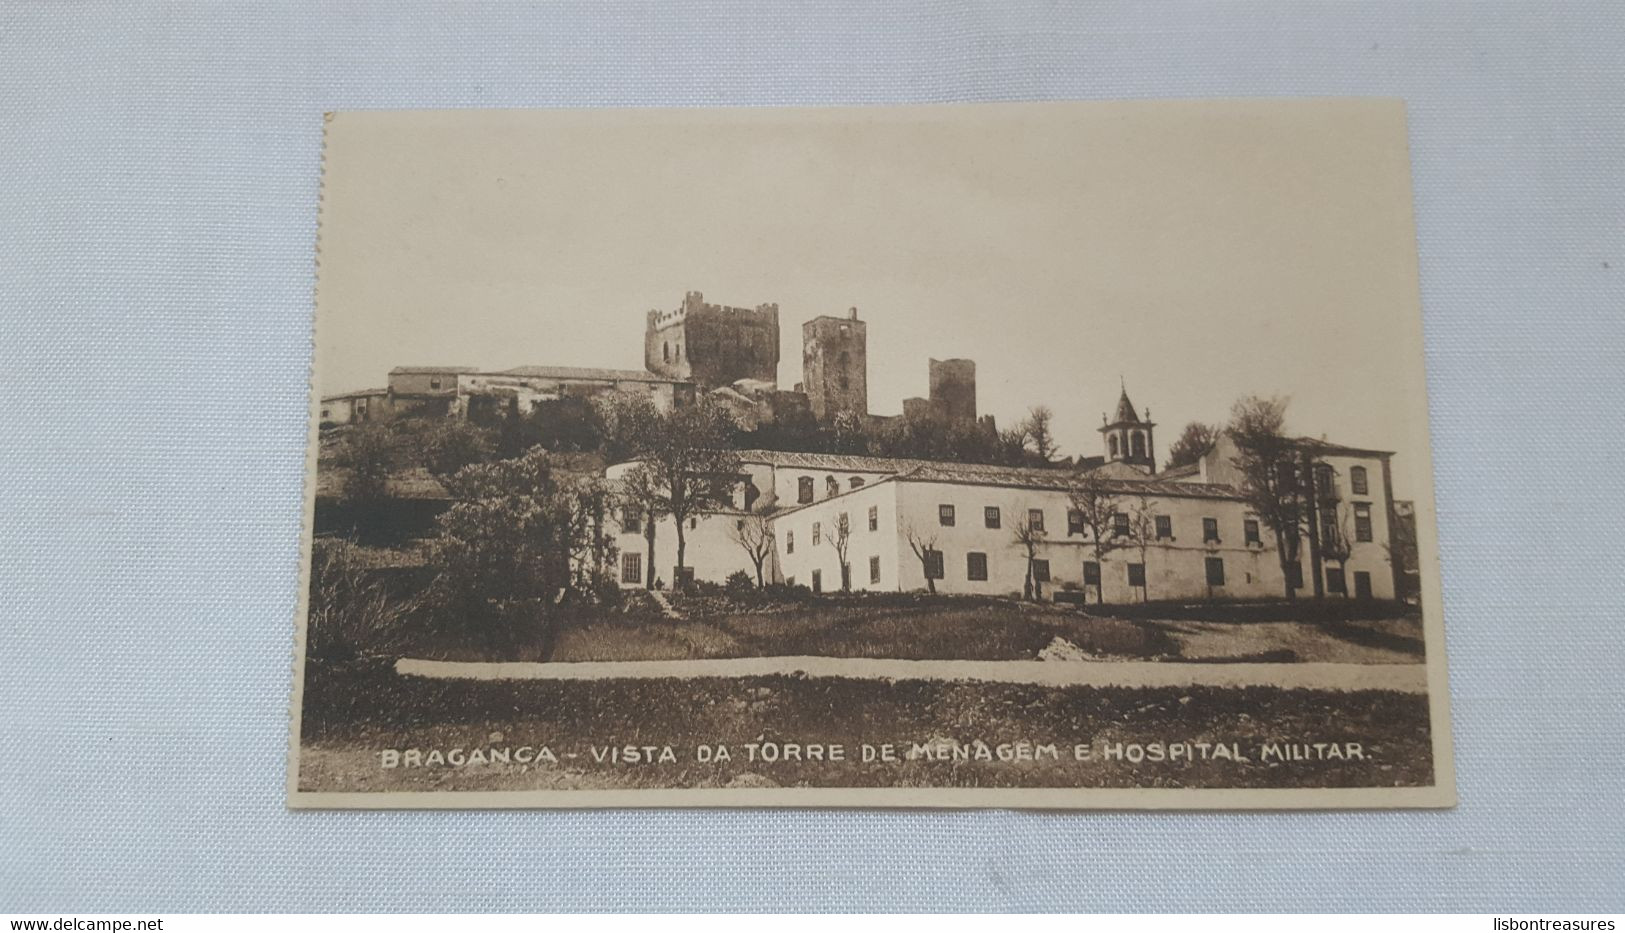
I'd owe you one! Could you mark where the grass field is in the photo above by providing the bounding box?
[296,660,1434,793]
[399,591,1424,666]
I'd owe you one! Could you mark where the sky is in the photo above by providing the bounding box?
[316,101,1433,498]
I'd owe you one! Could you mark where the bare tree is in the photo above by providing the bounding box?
[1227,395,1304,599]
[904,522,940,594]
[1164,421,1220,471]
[615,464,666,589]
[1066,469,1125,605]
[730,506,775,588]
[1022,405,1060,464]
[1128,491,1158,603]
[1318,502,1354,599]
[824,511,853,591]
[1011,513,1048,601]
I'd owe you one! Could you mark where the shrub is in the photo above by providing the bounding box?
[724,570,755,593]
[307,538,420,664]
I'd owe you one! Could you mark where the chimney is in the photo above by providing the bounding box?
[849,306,859,320]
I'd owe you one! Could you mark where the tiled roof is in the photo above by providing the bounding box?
[1292,436,1394,458]
[897,463,1242,500]
[320,388,388,401]
[493,365,687,384]
[727,449,1242,500]
[1160,461,1201,479]
[732,448,1036,475]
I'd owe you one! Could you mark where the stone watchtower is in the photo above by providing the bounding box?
[801,308,868,421]
[644,290,780,389]
[1100,383,1157,473]
[928,358,977,423]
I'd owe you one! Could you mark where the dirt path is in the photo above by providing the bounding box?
[395,656,1427,692]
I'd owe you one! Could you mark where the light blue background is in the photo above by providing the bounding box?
[3,0,1622,912]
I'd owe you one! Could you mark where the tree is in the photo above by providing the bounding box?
[825,510,853,591]
[904,522,941,594]
[1165,421,1220,471]
[1318,502,1354,599]
[829,409,869,455]
[1227,395,1304,599]
[1067,469,1125,605]
[420,418,495,478]
[1022,405,1060,464]
[592,393,662,464]
[430,448,606,658]
[730,505,775,588]
[1011,512,1048,601]
[631,398,742,590]
[1127,491,1158,603]
[341,422,394,504]
[616,463,667,589]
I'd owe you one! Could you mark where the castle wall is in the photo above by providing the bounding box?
[644,290,780,388]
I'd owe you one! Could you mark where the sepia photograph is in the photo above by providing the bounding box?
[291,100,1453,808]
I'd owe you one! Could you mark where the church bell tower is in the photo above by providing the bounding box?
[1100,382,1157,473]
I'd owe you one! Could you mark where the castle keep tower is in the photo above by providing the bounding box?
[802,308,868,421]
[928,358,977,423]
[644,290,780,389]
[1100,384,1157,473]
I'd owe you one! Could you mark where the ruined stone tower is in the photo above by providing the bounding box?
[928,358,977,423]
[801,308,868,421]
[644,290,780,389]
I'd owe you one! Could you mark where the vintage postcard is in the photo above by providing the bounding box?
[290,99,1454,808]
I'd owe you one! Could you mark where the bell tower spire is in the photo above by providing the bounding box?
[1099,382,1157,473]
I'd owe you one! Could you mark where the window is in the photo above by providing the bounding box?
[689,516,697,530]
[1031,559,1051,583]
[1354,571,1373,599]
[939,504,956,527]
[923,548,944,580]
[1109,435,1120,457]
[1354,503,1373,542]
[985,506,1001,529]
[621,552,642,585]
[850,476,865,490]
[1127,563,1146,587]
[320,408,331,419]
[966,552,988,581]
[868,505,879,532]
[1131,432,1145,458]
[1112,512,1130,538]
[1320,506,1339,548]
[825,476,840,497]
[1285,562,1303,589]
[622,508,642,534]
[1205,557,1226,587]
[1155,515,1172,539]
[1350,466,1369,496]
[1068,509,1085,536]
[812,522,822,546]
[1203,517,1220,543]
[663,341,670,363]
[798,476,814,504]
[1314,463,1333,496]
[870,555,881,584]
[430,378,443,390]
[785,531,794,554]
[1083,561,1101,586]
[811,569,822,594]
[1028,509,1045,532]
[1244,519,1260,545]
[1326,567,1347,593]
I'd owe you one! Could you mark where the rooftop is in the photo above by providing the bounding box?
[493,365,689,384]
[389,365,478,375]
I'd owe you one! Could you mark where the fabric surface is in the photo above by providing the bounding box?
[2,0,1622,913]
